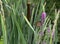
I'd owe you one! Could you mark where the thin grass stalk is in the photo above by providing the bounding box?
[22,12,35,33]
[50,9,60,44]
[12,7,26,44]
[0,0,8,44]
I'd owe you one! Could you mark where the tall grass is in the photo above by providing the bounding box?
[0,0,60,44]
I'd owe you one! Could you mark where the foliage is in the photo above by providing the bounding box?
[0,0,60,44]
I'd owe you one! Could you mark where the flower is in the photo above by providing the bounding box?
[46,26,51,37]
[41,12,46,24]
[39,31,44,36]
[47,26,50,33]
[52,30,55,39]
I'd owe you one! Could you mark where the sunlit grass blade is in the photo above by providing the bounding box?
[22,12,35,33]
[50,10,60,44]
[1,14,8,44]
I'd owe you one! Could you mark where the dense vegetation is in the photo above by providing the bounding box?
[0,0,60,44]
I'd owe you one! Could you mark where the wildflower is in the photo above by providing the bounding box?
[47,26,50,33]
[52,30,55,39]
[39,31,44,36]
[51,31,55,43]
[41,12,46,24]
[46,26,51,37]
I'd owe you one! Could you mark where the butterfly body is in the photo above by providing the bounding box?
[35,21,42,27]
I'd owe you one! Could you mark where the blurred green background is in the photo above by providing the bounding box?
[0,0,60,44]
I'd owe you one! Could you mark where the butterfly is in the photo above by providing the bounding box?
[35,21,42,27]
